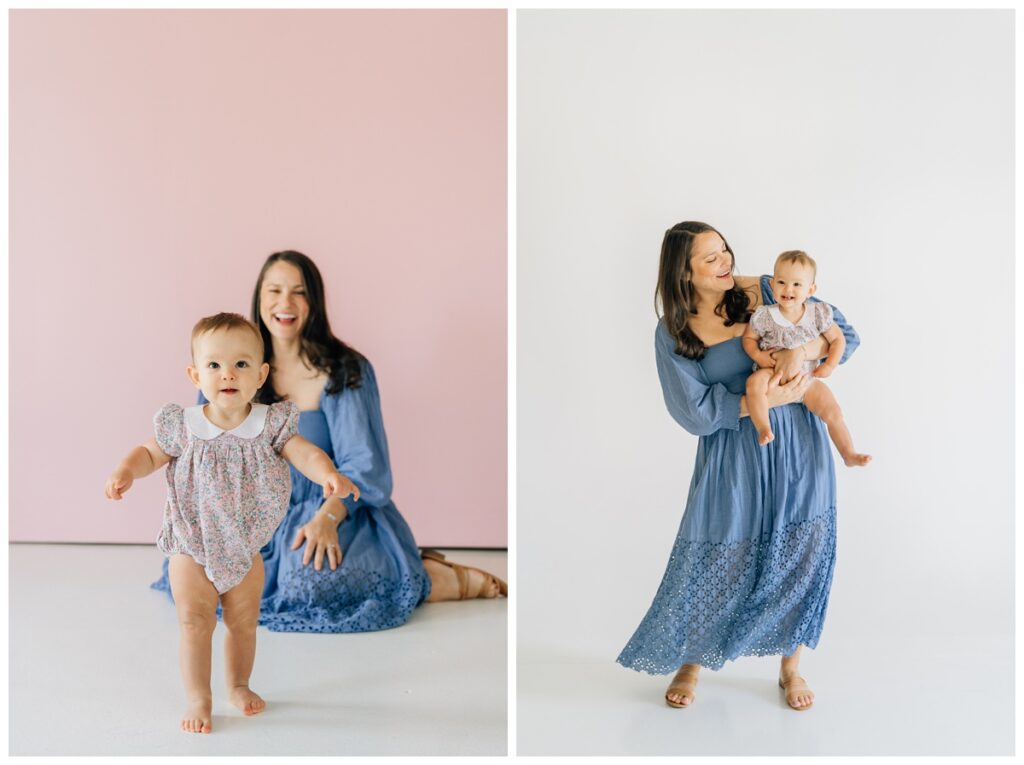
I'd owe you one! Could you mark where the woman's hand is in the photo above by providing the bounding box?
[770,347,808,383]
[290,507,345,571]
[765,369,812,408]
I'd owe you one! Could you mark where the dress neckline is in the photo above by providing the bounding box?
[705,336,744,350]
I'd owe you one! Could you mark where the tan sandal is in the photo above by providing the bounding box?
[421,549,508,599]
[665,665,699,708]
[778,674,814,711]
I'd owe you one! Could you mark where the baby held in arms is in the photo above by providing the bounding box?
[104,313,359,733]
[742,251,871,467]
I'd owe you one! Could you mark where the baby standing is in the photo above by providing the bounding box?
[742,251,871,467]
[104,312,359,733]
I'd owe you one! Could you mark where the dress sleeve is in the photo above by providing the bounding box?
[270,401,301,453]
[322,360,394,512]
[655,322,741,437]
[153,403,186,458]
[760,275,859,364]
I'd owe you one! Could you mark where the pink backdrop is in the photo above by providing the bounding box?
[10,10,507,547]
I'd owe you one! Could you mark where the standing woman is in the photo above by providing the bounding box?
[616,222,859,710]
[154,250,505,632]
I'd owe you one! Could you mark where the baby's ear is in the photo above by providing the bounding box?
[258,362,270,388]
[808,283,818,296]
[186,366,201,388]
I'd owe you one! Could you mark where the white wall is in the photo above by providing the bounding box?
[518,9,1013,662]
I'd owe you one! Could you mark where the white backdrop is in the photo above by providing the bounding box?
[517,10,1013,755]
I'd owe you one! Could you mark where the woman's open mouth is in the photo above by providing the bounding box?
[274,313,297,327]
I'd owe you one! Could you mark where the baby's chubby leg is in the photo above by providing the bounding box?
[746,368,775,446]
[220,554,267,716]
[802,381,872,467]
[168,554,219,733]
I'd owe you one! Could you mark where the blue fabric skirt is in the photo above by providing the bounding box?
[616,402,837,673]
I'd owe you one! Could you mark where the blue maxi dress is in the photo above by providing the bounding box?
[616,277,859,673]
[152,359,432,632]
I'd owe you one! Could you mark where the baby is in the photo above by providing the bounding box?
[742,251,871,467]
[104,312,359,733]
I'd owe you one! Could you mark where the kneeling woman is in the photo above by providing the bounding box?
[155,250,506,632]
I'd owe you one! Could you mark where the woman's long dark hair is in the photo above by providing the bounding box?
[251,250,365,404]
[656,221,752,360]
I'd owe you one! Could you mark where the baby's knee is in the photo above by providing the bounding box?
[809,387,843,422]
[746,368,772,394]
[177,606,217,637]
[222,603,260,635]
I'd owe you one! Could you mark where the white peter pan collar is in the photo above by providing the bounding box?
[767,302,815,328]
[184,403,269,440]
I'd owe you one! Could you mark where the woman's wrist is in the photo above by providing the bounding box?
[317,498,347,526]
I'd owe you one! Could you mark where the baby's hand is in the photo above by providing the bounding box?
[755,350,777,369]
[323,471,361,502]
[813,362,837,379]
[105,468,134,500]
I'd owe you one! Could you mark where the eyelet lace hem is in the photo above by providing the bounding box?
[617,508,836,674]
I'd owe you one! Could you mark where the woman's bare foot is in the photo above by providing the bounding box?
[665,663,700,708]
[758,429,775,446]
[424,558,500,601]
[181,697,213,733]
[228,685,266,716]
[842,452,871,467]
[779,671,814,710]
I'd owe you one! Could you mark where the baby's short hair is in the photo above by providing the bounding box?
[775,250,817,280]
[191,312,265,360]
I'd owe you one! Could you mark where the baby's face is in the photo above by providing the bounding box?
[771,261,816,307]
[188,327,269,408]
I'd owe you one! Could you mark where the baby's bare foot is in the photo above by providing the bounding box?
[181,697,212,733]
[758,429,775,446]
[228,685,266,716]
[843,452,871,467]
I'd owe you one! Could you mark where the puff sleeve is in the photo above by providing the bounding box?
[321,360,394,513]
[655,322,742,437]
[748,305,774,339]
[813,301,835,335]
[153,403,187,458]
[759,275,859,364]
[269,401,301,453]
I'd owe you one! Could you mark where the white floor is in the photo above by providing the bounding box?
[10,544,507,756]
[518,631,1014,756]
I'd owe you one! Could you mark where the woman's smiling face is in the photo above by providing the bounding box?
[259,260,310,340]
[688,231,734,292]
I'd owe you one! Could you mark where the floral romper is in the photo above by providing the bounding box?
[750,302,835,375]
[153,401,299,593]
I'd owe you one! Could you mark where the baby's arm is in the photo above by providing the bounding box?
[105,438,171,500]
[742,323,777,369]
[281,435,361,501]
[813,325,846,378]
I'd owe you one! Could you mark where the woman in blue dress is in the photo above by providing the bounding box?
[616,221,859,711]
[154,250,506,632]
